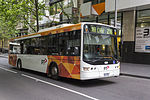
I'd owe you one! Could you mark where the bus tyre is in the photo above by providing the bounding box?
[17,59,22,70]
[50,64,59,80]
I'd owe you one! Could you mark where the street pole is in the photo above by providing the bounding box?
[115,0,117,28]
[114,0,118,59]
[78,0,81,23]
[2,39,4,53]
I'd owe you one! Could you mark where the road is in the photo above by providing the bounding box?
[0,57,150,100]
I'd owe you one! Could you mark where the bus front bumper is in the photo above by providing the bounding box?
[80,69,120,80]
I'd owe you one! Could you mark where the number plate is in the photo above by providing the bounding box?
[104,73,109,77]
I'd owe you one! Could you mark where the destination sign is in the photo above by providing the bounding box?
[84,24,113,35]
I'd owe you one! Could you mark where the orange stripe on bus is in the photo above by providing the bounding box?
[10,23,81,41]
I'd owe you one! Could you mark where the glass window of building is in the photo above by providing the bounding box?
[49,0,73,15]
[98,13,108,25]
[84,0,105,5]
[81,15,97,22]
[137,9,150,27]
[63,0,73,8]
[109,13,122,36]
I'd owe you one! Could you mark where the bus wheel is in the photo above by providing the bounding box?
[50,64,59,80]
[17,59,22,70]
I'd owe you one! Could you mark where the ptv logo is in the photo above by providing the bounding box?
[104,66,109,70]
[41,58,47,65]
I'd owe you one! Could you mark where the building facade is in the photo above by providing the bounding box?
[59,0,150,64]
[0,39,9,53]
[106,0,150,64]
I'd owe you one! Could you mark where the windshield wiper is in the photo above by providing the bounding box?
[92,56,117,63]
[92,57,106,63]
[106,55,117,60]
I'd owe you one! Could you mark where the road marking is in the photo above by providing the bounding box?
[21,74,99,100]
[0,67,17,74]
[120,75,150,81]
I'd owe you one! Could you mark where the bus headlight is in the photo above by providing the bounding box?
[83,67,90,71]
[115,66,120,69]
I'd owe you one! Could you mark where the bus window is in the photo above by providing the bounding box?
[66,30,81,56]
[9,42,20,54]
[47,34,59,55]
[40,36,48,55]
[59,32,68,56]
[23,39,31,54]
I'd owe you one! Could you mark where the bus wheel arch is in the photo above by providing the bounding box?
[17,59,22,70]
[48,62,59,80]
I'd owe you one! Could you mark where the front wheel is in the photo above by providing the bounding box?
[50,64,59,80]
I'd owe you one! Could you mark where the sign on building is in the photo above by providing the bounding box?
[80,2,92,17]
[80,2,105,17]
[135,27,150,53]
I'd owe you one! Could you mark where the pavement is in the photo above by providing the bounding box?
[0,53,8,58]
[0,53,150,79]
[120,62,150,79]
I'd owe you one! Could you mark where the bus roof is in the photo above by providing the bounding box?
[10,23,81,41]
[81,22,116,29]
[38,24,74,33]
[10,22,116,41]
[9,42,20,46]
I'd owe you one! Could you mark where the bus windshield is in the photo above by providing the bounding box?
[83,24,117,65]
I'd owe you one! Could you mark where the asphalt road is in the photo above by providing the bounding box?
[0,57,150,100]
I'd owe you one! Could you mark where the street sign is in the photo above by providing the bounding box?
[135,27,150,53]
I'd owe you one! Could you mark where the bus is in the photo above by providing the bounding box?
[9,22,120,80]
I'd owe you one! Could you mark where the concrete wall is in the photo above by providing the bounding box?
[121,10,150,64]
[121,11,135,63]
[122,11,135,41]
[105,0,150,12]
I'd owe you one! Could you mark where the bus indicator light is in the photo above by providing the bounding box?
[113,60,116,64]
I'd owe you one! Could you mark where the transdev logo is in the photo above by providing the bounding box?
[107,66,109,69]
[104,66,109,70]
[41,58,47,65]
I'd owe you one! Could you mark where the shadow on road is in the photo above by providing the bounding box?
[11,67,116,87]
[59,77,116,87]
[1,58,116,88]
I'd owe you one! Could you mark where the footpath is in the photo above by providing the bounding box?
[0,53,8,58]
[0,53,150,79]
[121,62,150,79]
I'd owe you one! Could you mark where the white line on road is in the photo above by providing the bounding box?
[21,74,99,100]
[0,67,17,74]
[120,75,150,81]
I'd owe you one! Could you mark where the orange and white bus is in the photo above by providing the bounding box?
[9,22,120,80]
